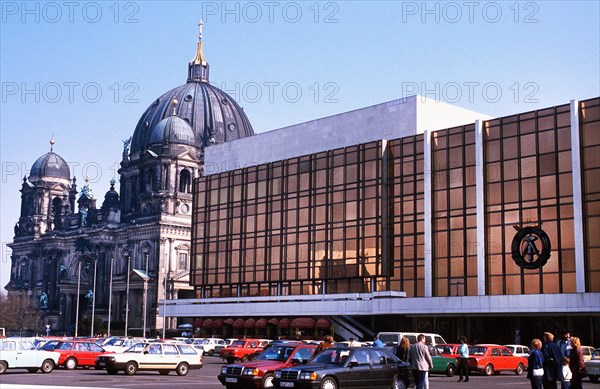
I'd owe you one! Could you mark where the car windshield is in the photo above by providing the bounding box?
[592,351,600,360]
[256,345,295,362]
[311,348,352,366]
[57,342,74,350]
[40,341,59,350]
[124,343,147,353]
[469,347,486,355]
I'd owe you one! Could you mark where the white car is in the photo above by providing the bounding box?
[201,338,227,356]
[585,350,600,383]
[0,338,60,374]
[95,342,203,376]
[102,338,146,353]
[503,344,531,358]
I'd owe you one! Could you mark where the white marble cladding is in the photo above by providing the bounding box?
[161,293,600,318]
[204,95,490,175]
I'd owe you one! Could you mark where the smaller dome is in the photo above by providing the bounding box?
[102,179,119,210]
[148,115,196,146]
[29,151,70,183]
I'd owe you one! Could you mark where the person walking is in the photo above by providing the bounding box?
[528,339,545,389]
[372,335,384,347]
[568,337,585,389]
[457,336,470,382]
[408,334,433,389]
[315,335,334,354]
[396,336,410,361]
[543,332,563,389]
[561,357,572,389]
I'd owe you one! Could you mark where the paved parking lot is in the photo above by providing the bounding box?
[0,355,595,389]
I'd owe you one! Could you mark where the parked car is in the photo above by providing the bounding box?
[428,346,457,377]
[0,338,60,374]
[468,344,527,376]
[585,349,600,383]
[435,344,462,359]
[582,345,595,361]
[202,338,228,356]
[102,338,146,353]
[221,339,268,364]
[376,332,446,347]
[273,346,414,389]
[218,342,316,389]
[503,344,530,358]
[95,342,202,375]
[214,339,237,355]
[40,340,109,369]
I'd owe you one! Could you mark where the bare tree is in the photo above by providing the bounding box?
[0,294,42,335]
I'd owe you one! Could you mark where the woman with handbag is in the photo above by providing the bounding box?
[528,339,545,389]
[569,337,586,389]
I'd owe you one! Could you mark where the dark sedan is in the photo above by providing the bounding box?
[273,347,413,389]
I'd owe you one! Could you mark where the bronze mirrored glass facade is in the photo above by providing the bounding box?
[191,98,600,299]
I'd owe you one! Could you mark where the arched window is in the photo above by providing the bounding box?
[52,197,62,217]
[179,169,191,193]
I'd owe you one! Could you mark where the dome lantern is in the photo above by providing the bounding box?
[187,19,209,83]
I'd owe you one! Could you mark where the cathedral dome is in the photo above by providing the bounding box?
[130,28,254,154]
[29,140,70,183]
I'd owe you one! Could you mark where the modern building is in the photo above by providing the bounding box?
[5,29,254,336]
[165,95,600,346]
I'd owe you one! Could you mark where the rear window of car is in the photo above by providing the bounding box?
[0,341,16,351]
[177,345,197,355]
[57,342,74,350]
[469,347,486,355]
[231,341,245,348]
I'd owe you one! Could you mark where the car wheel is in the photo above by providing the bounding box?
[41,359,54,374]
[484,364,494,376]
[65,357,77,370]
[0,361,7,374]
[515,363,524,375]
[392,376,408,389]
[262,372,275,388]
[446,363,456,377]
[176,362,189,376]
[208,349,215,356]
[27,367,38,373]
[159,369,170,375]
[241,355,249,362]
[106,367,119,375]
[227,357,236,364]
[320,377,338,389]
[124,361,138,375]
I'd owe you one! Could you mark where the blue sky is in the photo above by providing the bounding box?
[1,1,599,291]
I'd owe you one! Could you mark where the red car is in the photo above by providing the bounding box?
[41,340,110,369]
[468,344,527,376]
[218,342,317,388]
[220,339,268,364]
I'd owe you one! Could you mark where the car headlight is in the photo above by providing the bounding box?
[299,371,318,380]
[221,367,228,375]
[275,371,281,378]
[243,368,259,376]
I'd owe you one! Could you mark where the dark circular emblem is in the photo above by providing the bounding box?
[511,226,551,269]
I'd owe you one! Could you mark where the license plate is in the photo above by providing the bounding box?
[225,377,238,383]
[98,362,106,367]
[280,382,294,387]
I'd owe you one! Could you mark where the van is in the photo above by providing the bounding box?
[376,332,447,347]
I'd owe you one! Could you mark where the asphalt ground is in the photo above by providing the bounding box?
[0,355,597,389]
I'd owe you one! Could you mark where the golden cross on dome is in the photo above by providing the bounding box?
[198,19,204,40]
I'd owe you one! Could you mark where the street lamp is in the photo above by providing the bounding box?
[107,257,114,336]
[124,255,131,337]
[90,259,97,337]
[143,253,149,338]
[162,267,167,339]
[74,261,82,337]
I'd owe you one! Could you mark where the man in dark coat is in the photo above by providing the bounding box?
[542,332,563,389]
